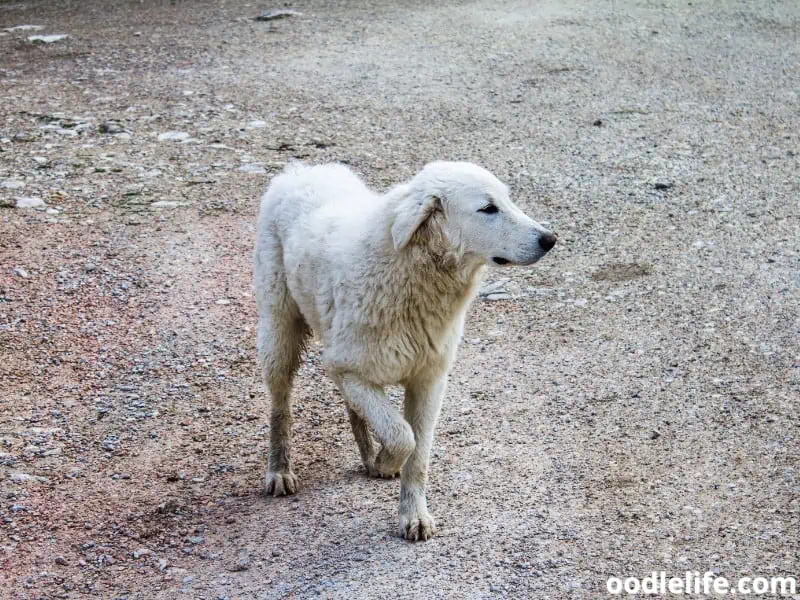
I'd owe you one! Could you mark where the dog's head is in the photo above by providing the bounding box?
[391,161,556,267]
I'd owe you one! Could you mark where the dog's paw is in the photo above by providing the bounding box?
[371,446,408,479]
[399,510,436,542]
[366,463,401,479]
[265,471,298,496]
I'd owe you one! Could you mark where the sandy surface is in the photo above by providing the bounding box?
[1,0,798,598]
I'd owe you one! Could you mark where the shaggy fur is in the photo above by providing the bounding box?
[253,161,555,541]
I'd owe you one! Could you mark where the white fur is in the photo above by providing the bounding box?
[253,161,555,541]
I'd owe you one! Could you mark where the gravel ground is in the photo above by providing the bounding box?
[1,1,798,598]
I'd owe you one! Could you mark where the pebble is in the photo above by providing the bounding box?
[9,472,49,483]
[5,25,44,32]
[254,9,303,21]
[484,293,512,301]
[157,131,191,142]
[15,196,46,209]
[231,554,250,571]
[133,548,151,559]
[215,299,231,305]
[12,267,29,279]
[28,34,69,43]
[247,120,267,129]
[150,200,185,209]
[55,556,68,566]
[98,121,126,134]
[238,163,266,174]
[653,180,674,191]
[158,558,169,571]
[0,179,25,190]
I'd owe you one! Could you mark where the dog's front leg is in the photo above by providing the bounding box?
[337,373,416,477]
[399,373,446,541]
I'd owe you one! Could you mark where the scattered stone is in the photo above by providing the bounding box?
[157,131,190,142]
[28,34,69,43]
[84,262,96,273]
[0,180,25,190]
[55,556,68,566]
[0,198,14,208]
[150,200,187,209]
[592,119,603,126]
[254,9,303,21]
[32,156,50,167]
[123,184,145,196]
[238,163,266,174]
[247,120,267,129]
[13,132,36,143]
[653,180,674,191]
[650,429,661,440]
[98,121,126,134]
[215,299,231,305]
[478,278,510,297]
[485,293,512,302]
[133,548,151,559]
[230,554,250,571]
[188,536,204,545]
[158,558,169,571]
[56,128,78,136]
[9,472,49,483]
[5,25,43,32]
[11,268,28,279]
[15,196,46,209]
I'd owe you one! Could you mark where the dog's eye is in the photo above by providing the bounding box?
[478,204,499,214]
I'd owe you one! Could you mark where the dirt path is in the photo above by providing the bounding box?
[1,1,798,598]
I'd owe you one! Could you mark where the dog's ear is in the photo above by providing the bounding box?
[391,193,442,250]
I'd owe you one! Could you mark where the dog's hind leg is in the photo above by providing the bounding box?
[258,305,306,496]
[255,236,308,496]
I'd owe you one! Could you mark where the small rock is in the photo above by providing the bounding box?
[150,200,186,209]
[485,293,512,302]
[13,132,36,143]
[247,120,267,129]
[238,163,266,174]
[28,34,69,43]
[188,536,204,545]
[12,267,29,279]
[5,25,44,32]
[0,180,25,190]
[157,131,190,142]
[55,556,68,566]
[215,299,231,305]
[158,558,169,571]
[650,430,661,440]
[84,262,96,273]
[15,196,46,209]
[253,9,303,21]
[653,180,674,191]
[231,554,250,571]
[98,121,126,134]
[133,548,151,559]
[32,156,50,167]
[592,119,603,126]
[478,278,511,297]
[123,184,145,196]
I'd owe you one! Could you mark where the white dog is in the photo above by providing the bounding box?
[253,161,556,541]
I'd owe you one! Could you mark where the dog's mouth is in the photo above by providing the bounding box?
[492,257,511,266]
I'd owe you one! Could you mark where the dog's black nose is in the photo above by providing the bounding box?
[538,232,557,251]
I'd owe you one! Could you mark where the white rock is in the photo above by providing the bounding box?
[150,201,186,209]
[216,299,231,305]
[15,196,46,209]
[133,548,151,559]
[9,472,48,483]
[485,293,512,301]
[157,131,190,142]
[247,120,267,129]
[28,34,69,44]
[12,267,28,278]
[5,25,43,32]
[238,164,266,174]
[479,278,511,297]
[0,180,25,190]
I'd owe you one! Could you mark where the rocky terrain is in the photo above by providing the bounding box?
[1,0,798,598]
